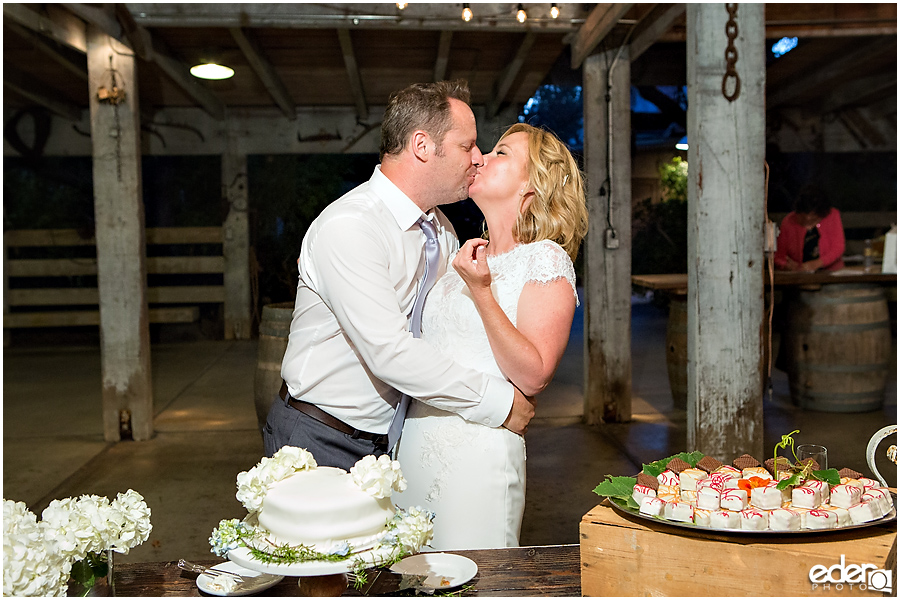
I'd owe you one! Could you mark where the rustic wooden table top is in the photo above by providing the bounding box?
[113,545,581,597]
[632,268,897,293]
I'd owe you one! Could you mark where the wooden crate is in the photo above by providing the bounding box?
[581,501,897,597]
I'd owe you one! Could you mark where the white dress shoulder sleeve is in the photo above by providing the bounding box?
[523,240,579,306]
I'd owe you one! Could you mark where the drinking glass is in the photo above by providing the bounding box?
[796,444,827,470]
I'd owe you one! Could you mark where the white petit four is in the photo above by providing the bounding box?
[740,508,769,530]
[768,508,801,531]
[750,483,783,510]
[804,479,829,504]
[857,477,879,491]
[664,501,694,523]
[741,467,773,481]
[830,484,862,509]
[632,484,657,505]
[714,466,742,477]
[679,468,708,492]
[825,506,852,527]
[840,478,865,492]
[848,501,882,524]
[720,488,749,511]
[657,485,679,503]
[693,508,711,527]
[860,492,888,518]
[709,510,741,529]
[639,496,665,517]
[792,485,820,509]
[657,470,680,487]
[680,490,698,504]
[804,509,838,529]
[697,486,721,510]
[864,488,893,515]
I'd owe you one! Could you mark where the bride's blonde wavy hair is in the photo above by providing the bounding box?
[499,123,588,261]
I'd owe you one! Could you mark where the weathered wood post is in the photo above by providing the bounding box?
[222,120,252,340]
[86,26,153,441]
[583,47,633,424]
[686,4,765,458]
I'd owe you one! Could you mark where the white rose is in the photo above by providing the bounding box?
[350,455,407,499]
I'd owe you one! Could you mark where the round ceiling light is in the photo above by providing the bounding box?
[190,63,235,80]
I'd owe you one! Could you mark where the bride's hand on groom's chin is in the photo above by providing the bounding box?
[503,388,536,435]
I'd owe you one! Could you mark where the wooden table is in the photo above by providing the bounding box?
[632,268,897,295]
[581,501,897,597]
[112,545,581,596]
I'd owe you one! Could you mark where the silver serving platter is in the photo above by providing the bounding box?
[606,492,897,536]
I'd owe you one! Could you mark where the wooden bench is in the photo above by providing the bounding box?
[4,227,224,328]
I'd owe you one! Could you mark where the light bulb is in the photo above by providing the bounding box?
[551,4,560,19]
[396,2,407,9]
[462,3,473,22]
[516,4,527,23]
[190,63,234,80]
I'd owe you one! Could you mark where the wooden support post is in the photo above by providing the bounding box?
[582,47,633,424]
[86,26,153,442]
[222,123,252,340]
[686,4,765,458]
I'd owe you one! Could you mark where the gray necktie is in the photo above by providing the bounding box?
[387,217,440,451]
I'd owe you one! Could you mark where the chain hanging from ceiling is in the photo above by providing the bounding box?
[722,3,741,102]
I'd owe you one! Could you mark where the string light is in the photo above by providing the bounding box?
[462,3,473,22]
[396,2,407,9]
[550,3,560,19]
[516,4,527,23]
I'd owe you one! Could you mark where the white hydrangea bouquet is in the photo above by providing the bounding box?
[209,447,434,574]
[3,490,152,596]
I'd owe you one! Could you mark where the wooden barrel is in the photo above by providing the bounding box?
[784,284,891,412]
[665,298,688,410]
[254,302,295,432]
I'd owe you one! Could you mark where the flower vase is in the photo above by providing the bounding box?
[67,549,114,597]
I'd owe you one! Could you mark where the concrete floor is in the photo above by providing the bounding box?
[3,298,896,565]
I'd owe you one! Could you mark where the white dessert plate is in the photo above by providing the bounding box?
[195,561,283,596]
[389,552,478,590]
[607,492,897,536]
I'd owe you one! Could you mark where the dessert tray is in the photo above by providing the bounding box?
[605,492,897,536]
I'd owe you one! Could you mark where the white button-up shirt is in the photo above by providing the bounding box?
[281,166,514,434]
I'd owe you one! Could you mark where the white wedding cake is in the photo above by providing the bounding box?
[257,466,395,551]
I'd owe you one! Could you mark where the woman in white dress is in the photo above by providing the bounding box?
[395,123,588,550]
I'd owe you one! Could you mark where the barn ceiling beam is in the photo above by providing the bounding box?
[5,20,89,82]
[433,30,453,83]
[3,3,87,53]
[230,27,296,120]
[629,3,685,61]
[3,64,83,121]
[65,3,226,121]
[570,3,634,69]
[768,37,896,108]
[486,32,536,119]
[124,3,584,33]
[337,28,368,121]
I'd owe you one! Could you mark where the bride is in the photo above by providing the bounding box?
[395,123,588,550]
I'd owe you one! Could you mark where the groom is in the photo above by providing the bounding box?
[264,80,535,470]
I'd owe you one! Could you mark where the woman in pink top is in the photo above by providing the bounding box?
[774,186,845,272]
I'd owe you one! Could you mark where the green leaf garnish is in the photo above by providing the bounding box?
[776,472,803,490]
[642,459,671,478]
[593,475,640,509]
[811,468,840,486]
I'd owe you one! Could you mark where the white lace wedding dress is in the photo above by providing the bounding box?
[395,240,577,550]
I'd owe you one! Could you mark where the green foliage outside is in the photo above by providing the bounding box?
[632,156,689,276]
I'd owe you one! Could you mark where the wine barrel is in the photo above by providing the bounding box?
[665,298,688,410]
[784,284,891,412]
[254,302,295,433]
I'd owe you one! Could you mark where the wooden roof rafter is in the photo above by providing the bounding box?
[229,27,296,120]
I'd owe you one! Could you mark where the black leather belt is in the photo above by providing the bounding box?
[279,381,388,446]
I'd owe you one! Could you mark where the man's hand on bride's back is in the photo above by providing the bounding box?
[503,387,536,435]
